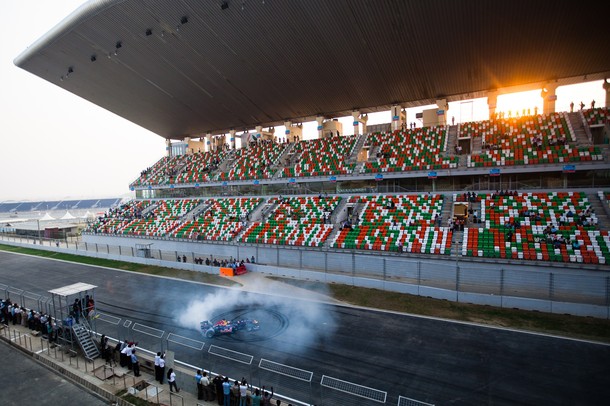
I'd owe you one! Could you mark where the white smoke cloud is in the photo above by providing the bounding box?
[177,276,337,355]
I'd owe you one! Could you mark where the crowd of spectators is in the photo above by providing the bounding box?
[1,298,57,342]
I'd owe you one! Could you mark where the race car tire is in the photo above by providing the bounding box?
[205,330,215,338]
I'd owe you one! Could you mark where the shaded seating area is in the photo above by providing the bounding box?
[282,136,357,178]
[464,112,603,167]
[174,150,226,184]
[362,127,457,173]
[217,142,287,181]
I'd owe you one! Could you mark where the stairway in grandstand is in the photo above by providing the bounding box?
[471,132,482,153]
[185,200,210,221]
[72,322,100,360]
[590,191,610,230]
[567,111,591,146]
[348,133,368,162]
[217,149,237,173]
[247,198,270,222]
[276,142,295,168]
[440,194,453,228]
[446,125,458,155]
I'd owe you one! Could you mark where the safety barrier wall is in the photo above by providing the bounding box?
[1,234,609,319]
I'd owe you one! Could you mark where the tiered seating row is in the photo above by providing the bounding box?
[331,194,452,254]
[362,127,457,173]
[169,197,263,241]
[239,196,340,247]
[217,143,286,181]
[583,107,610,126]
[174,151,226,184]
[282,136,357,178]
[463,192,608,263]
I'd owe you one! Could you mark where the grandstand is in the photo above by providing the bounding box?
[11,0,610,271]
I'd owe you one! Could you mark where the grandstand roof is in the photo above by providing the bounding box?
[14,0,610,140]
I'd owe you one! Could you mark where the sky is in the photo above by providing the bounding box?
[1,1,606,202]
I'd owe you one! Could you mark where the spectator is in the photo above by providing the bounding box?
[131,349,140,377]
[222,376,231,406]
[196,369,204,400]
[200,371,211,402]
[261,386,274,406]
[239,379,248,406]
[168,368,179,393]
[158,353,166,384]
[250,388,262,406]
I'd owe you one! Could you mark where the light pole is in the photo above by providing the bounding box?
[37,219,41,244]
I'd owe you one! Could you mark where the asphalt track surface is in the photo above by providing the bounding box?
[1,251,609,405]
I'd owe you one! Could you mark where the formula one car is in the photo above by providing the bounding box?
[200,318,259,338]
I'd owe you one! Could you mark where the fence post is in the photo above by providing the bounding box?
[606,276,610,306]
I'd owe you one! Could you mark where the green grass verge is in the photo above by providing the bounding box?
[2,243,609,344]
[269,278,610,344]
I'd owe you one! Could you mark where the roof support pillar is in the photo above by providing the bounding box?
[391,105,404,131]
[229,129,236,150]
[254,126,263,148]
[487,91,498,119]
[284,121,292,143]
[165,138,172,157]
[603,79,610,108]
[316,116,325,138]
[205,133,212,152]
[541,83,558,115]
[351,111,361,135]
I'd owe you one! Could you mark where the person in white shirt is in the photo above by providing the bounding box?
[158,356,166,384]
[168,368,179,393]
[154,352,161,382]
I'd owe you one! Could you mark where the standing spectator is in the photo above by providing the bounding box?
[158,354,166,384]
[154,352,161,382]
[72,299,81,324]
[580,101,585,110]
[570,101,574,112]
[214,375,224,405]
[131,349,140,377]
[250,388,262,406]
[591,100,596,109]
[196,370,204,400]
[222,376,232,406]
[261,386,274,406]
[239,380,248,406]
[168,368,179,392]
[231,380,240,405]
[200,371,211,401]
[119,341,129,367]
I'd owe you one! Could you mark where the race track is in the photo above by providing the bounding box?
[1,251,609,405]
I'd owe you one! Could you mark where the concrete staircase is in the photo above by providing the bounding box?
[566,111,591,146]
[439,194,453,228]
[349,133,368,161]
[72,322,100,360]
[588,191,610,230]
[445,125,458,155]
[185,201,210,221]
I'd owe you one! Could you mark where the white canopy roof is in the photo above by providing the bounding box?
[40,212,55,221]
